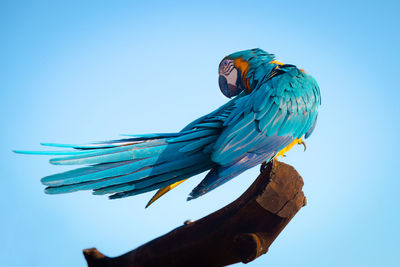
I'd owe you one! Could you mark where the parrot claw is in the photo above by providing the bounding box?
[299,140,306,151]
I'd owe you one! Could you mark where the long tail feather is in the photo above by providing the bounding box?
[109,164,210,199]
[93,161,212,195]
[49,140,168,165]
[13,150,84,155]
[16,128,221,202]
[22,130,219,198]
[48,152,209,192]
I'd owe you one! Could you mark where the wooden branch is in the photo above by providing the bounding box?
[83,160,306,267]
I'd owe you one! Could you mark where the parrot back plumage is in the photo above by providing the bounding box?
[14,48,321,206]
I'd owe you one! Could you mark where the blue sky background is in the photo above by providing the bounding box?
[1,1,399,266]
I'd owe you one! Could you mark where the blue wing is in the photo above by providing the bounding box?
[189,65,321,199]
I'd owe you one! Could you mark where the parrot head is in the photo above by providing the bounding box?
[218,58,244,98]
[218,48,275,98]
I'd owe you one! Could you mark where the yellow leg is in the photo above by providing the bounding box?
[145,179,188,208]
[275,137,304,158]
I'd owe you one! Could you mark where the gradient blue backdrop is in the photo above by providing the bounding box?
[1,1,399,266]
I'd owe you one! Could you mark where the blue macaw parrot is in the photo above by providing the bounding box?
[15,48,321,207]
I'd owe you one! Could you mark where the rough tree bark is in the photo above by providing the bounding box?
[83,160,306,266]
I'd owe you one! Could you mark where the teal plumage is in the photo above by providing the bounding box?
[14,48,321,204]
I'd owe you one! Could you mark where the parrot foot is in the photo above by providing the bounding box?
[275,137,306,158]
[260,162,267,173]
[260,160,276,174]
[260,161,271,173]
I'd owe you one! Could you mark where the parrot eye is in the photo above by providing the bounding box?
[219,59,236,78]
[220,59,233,74]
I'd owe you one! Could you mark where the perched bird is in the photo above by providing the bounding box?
[15,48,321,207]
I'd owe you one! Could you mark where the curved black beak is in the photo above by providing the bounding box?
[218,75,231,98]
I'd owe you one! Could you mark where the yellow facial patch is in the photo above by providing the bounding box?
[233,57,252,94]
[234,57,250,71]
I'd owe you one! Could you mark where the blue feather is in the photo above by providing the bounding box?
[13,150,84,155]
[41,160,135,184]
[305,114,318,139]
[40,142,119,149]
[255,95,275,120]
[63,153,209,191]
[195,122,222,129]
[213,126,258,165]
[266,108,287,136]
[93,161,213,195]
[49,140,169,165]
[225,112,255,140]
[258,103,280,132]
[278,112,295,136]
[167,129,217,143]
[108,160,213,199]
[179,136,218,153]
[119,132,189,139]
[43,156,163,186]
